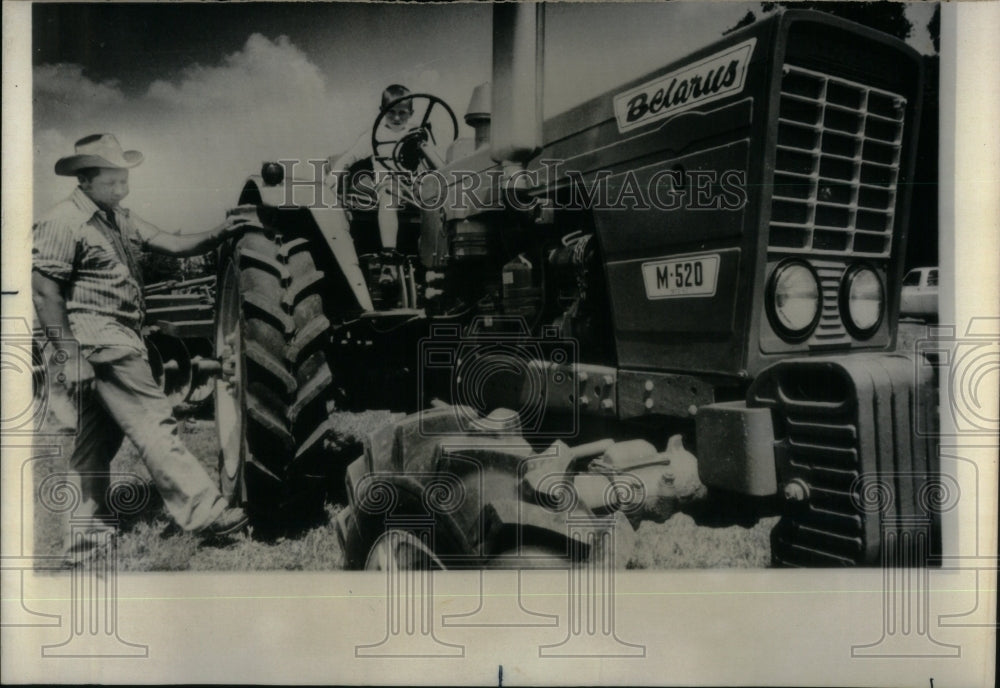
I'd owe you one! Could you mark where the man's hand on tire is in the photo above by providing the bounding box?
[216,213,253,240]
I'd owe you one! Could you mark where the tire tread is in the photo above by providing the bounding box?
[219,224,344,526]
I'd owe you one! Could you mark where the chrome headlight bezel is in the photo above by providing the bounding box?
[839,264,885,339]
[766,259,822,342]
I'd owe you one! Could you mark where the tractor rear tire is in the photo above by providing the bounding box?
[215,222,341,530]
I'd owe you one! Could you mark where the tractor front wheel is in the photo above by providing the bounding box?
[214,220,342,530]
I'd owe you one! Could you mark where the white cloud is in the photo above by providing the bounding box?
[413,68,441,93]
[33,64,126,126]
[34,34,360,233]
[145,34,326,110]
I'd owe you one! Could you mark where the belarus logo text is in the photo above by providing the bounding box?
[614,38,756,133]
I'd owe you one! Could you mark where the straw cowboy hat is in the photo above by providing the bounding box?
[55,133,144,176]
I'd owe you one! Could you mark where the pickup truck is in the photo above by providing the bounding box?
[901,267,938,321]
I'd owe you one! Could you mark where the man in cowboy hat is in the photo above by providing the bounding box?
[33,133,251,563]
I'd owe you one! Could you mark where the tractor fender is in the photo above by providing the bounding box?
[239,176,374,312]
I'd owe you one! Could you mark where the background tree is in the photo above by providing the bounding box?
[927,2,940,53]
[727,2,914,40]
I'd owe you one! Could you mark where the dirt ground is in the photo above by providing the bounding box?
[31,322,935,571]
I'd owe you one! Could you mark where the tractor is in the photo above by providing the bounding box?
[213,6,936,568]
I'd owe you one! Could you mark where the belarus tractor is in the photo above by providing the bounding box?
[213,6,936,567]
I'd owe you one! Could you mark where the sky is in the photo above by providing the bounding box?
[32,2,939,233]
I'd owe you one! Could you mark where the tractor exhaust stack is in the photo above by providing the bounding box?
[490,3,544,172]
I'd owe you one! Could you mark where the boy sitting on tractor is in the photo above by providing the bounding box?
[325,84,458,297]
[325,84,416,289]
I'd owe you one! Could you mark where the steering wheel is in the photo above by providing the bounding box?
[371,93,459,174]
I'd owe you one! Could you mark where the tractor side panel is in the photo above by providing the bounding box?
[535,21,781,376]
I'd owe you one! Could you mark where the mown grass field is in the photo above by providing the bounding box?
[32,322,934,571]
[33,420,349,571]
[31,415,776,571]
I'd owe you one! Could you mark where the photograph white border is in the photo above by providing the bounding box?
[3,2,996,685]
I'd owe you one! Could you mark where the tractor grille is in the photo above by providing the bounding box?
[770,381,864,566]
[769,64,906,258]
[811,260,850,347]
[751,357,940,567]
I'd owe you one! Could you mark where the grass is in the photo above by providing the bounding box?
[42,313,934,575]
[629,514,777,569]
[39,320,934,573]
[32,419,352,571]
[32,413,777,570]
[30,319,933,572]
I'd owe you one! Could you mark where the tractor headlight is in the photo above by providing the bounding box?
[840,265,884,338]
[767,260,821,340]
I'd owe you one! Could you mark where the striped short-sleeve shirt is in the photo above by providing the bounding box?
[33,187,155,350]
